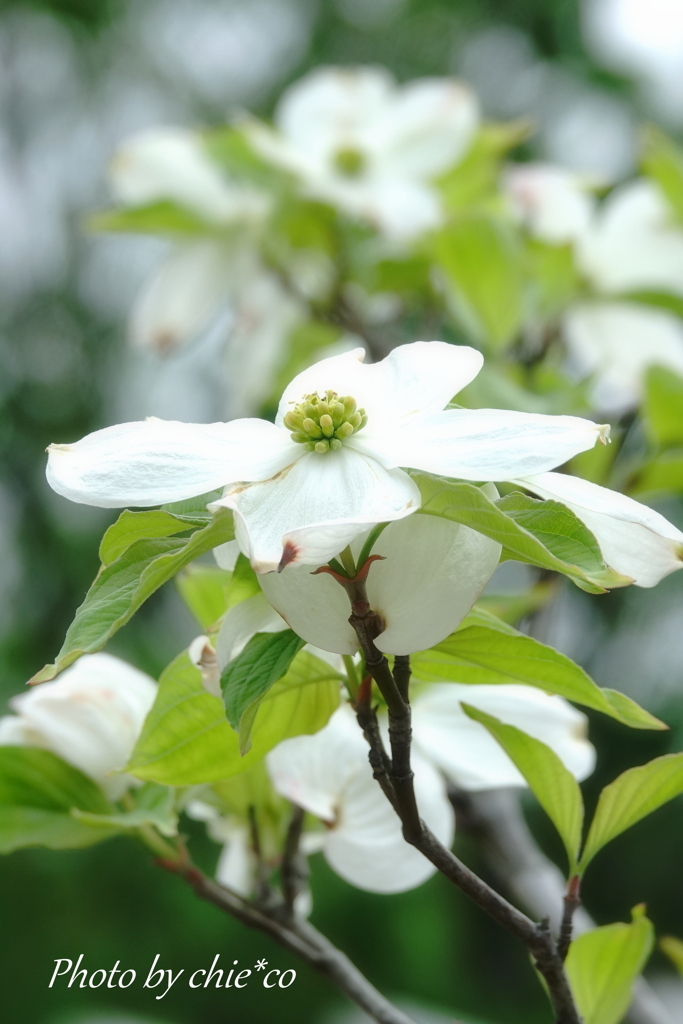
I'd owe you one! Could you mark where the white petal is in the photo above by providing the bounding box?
[4,653,156,799]
[109,126,264,224]
[563,301,683,415]
[277,341,483,428]
[129,240,235,353]
[214,593,288,670]
[353,177,444,240]
[213,540,240,570]
[266,706,366,821]
[516,472,683,587]
[503,162,595,245]
[214,825,253,896]
[275,66,395,154]
[47,417,300,508]
[369,513,501,655]
[326,747,454,893]
[259,564,357,655]
[259,508,500,656]
[213,447,420,574]
[411,683,595,791]
[351,407,608,480]
[579,179,683,296]
[370,78,479,179]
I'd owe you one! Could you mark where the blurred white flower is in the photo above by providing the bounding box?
[109,127,304,404]
[185,799,254,895]
[515,472,683,587]
[259,510,501,656]
[505,164,683,413]
[46,342,608,573]
[266,704,455,893]
[245,66,479,241]
[0,653,156,799]
[410,683,595,790]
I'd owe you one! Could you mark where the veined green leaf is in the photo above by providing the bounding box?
[127,650,339,786]
[87,201,210,235]
[31,509,235,683]
[414,474,631,593]
[433,215,525,351]
[579,753,683,872]
[0,748,115,853]
[411,625,665,731]
[100,509,210,566]
[221,630,306,741]
[73,783,177,837]
[565,905,654,1024]
[462,704,583,873]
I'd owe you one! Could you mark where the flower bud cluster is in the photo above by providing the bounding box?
[284,391,368,453]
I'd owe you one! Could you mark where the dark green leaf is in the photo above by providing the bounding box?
[32,509,235,683]
[221,630,306,733]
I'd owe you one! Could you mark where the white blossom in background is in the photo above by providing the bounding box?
[184,800,254,896]
[266,704,454,894]
[0,653,156,799]
[45,341,608,573]
[410,684,595,789]
[505,164,683,413]
[515,472,683,587]
[108,126,305,410]
[245,66,479,241]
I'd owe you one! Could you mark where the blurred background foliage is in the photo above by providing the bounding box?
[2,0,683,1022]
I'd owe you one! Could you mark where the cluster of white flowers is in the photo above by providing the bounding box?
[505,163,683,414]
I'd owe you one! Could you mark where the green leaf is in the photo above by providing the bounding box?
[433,215,525,351]
[224,553,261,611]
[579,753,683,872]
[203,125,294,191]
[526,239,580,319]
[73,783,177,837]
[565,905,654,1024]
[127,650,339,786]
[31,509,235,683]
[414,474,631,593]
[100,509,210,566]
[221,630,306,740]
[0,748,115,853]
[643,365,683,448]
[642,124,683,222]
[462,704,584,873]
[438,120,531,212]
[411,625,666,731]
[87,201,210,235]
[660,935,683,975]
[176,565,234,629]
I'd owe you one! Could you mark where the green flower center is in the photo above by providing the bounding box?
[284,391,368,454]
[333,146,366,177]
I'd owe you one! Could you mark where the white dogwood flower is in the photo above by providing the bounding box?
[266,704,455,893]
[505,165,683,413]
[108,126,304,386]
[46,342,608,574]
[515,472,683,587]
[259,510,502,655]
[0,653,156,799]
[245,66,479,241]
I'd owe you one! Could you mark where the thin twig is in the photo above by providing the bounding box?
[155,853,419,1024]
[281,804,307,914]
[451,787,675,1024]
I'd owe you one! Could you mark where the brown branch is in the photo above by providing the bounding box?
[451,787,675,1024]
[281,804,307,914]
[558,876,582,962]
[155,854,419,1024]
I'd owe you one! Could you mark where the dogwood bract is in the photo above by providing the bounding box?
[244,66,479,241]
[515,473,683,587]
[46,342,608,574]
[0,653,156,799]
